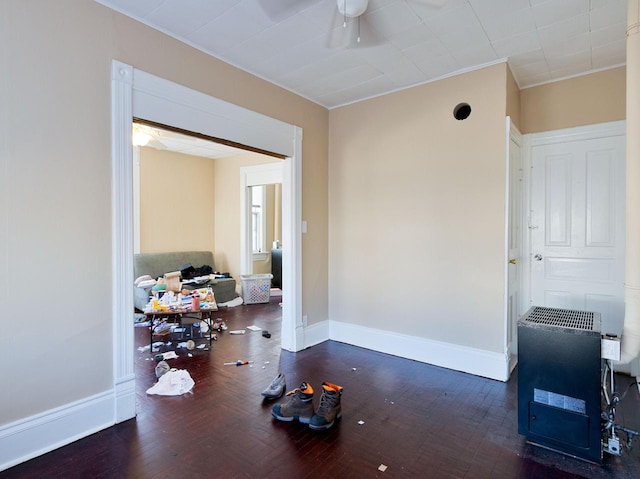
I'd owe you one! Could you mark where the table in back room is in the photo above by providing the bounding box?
[144,305,218,351]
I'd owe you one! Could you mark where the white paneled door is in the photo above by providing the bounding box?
[530,133,625,334]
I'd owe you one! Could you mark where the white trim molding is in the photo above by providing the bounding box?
[307,320,510,382]
[0,391,114,472]
[111,62,137,424]
[113,60,305,391]
[240,162,284,276]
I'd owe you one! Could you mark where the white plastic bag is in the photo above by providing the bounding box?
[146,369,195,396]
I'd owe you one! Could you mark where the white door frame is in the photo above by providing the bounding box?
[504,117,523,376]
[240,163,284,276]
[111,61,304,422]
[521,120,626,314]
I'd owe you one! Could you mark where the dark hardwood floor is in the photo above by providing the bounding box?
[2,297,640,478]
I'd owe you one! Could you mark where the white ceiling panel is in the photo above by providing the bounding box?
[591,23,628,48]
[449,42,499,67]
[389,23,437,50]
[546,49,591,73]
[479,8,537,43]
[530,0,590,28]
[591,0,628,30]
[363,2,423,40]
[507,49,546,69]
[145,0,239,37]
[592,39,627,69]
[316,74,396,106]
[537,13,590,47]
[491,30,541,58]
[467,0,530,19]
[96,0,629,108]
[543,32,590,59]
[298,64,383,98]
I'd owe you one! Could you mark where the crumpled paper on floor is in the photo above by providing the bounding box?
[146,369,195,396]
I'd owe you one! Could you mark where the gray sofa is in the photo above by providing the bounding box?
[133,251,236,311]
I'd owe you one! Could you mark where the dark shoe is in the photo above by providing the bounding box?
[309,382,343,430]
[271,382,314,423]
[261,373,286,399]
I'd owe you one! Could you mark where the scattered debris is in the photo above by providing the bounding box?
[262,330,271,338]
[378,464,388,472]
[197,344,206,349]
[188,353,193,358]
[219,296,244,308]
[138,341,165,352]
[224,360,254,366]
[155,360,170,378]
[186,340,195,350]
[246,325,261,331]
[153,351,178,361]
[358,420,365,425]
[352,368,357,371]
[146,369,195,396]
[230,329,246,335]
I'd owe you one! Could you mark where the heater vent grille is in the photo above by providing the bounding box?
[523,306,596,331]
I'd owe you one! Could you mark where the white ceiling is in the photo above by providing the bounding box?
[133,122,252,159]
[98,0,628,109]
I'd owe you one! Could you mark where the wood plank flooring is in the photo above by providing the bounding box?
[2,297,640,478]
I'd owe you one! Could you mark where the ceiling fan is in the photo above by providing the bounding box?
[328,0,451,48]
[259,0,451,49]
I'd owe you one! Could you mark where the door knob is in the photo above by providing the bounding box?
[534,254,543,261]
[509,258,517,265]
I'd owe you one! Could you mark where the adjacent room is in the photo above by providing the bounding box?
[2,0,639,477]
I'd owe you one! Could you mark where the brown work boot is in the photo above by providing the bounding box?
[309,382,343,430]
[271,382,314,423]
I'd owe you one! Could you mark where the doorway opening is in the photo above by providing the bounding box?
[111,61,303,422]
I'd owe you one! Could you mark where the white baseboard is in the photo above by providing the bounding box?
[314,320,509,381]
[0,390,115,472]
[115,374,137,423]
[303,319,330,349]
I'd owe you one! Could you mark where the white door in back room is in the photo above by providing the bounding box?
[529,123,626,336]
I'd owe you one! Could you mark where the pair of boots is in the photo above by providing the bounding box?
[271,381,343,430]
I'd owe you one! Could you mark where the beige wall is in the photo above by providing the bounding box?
[138,148,279,278]
[329,63,508,353]
[521,66,626,133]
[139,148,216,253]
[506,65,522,131]
[0,0,328,427]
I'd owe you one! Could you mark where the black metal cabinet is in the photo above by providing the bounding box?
[517,307,602,463]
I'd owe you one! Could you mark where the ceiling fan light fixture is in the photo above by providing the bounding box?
[337,0,369,18]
